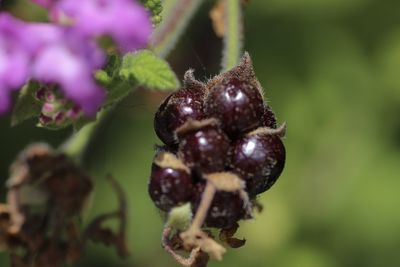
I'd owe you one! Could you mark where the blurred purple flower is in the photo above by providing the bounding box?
[33,0,152,53]
[0,14,31,113]
[28,24,106,115]
[1,0,152,116]
[0,14,105,115]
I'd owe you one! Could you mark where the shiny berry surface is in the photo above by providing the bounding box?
[230,133,285,197]
[178,125,230,173]
[205,78,264,137]
[154,88,206,146]
[148,167,193,211]
[191,184,245,228]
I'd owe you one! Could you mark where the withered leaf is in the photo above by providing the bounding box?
[219,223,246,249]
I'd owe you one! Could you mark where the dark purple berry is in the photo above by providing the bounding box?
[191,184,245,228]
[154,75,207,146]
[148,153,193,211]
[177,120,230,173]
[263,105,277,129]
[230,130,285,197]
[205,78,264,137]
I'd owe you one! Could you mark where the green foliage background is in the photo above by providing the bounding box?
[1,0,400,266]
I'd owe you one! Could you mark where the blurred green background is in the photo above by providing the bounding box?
[1,0,400,266]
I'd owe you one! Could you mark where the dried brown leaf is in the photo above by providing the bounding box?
[219,223,246,248]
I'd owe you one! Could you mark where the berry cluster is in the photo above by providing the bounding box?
[149,53,286,231]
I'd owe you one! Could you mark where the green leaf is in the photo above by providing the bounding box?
[95,70,112,86]
[95,55,137,107]
[11,81,42,127]
[104,54,123,78]
[119,50,179,90]
[103,78,136,106]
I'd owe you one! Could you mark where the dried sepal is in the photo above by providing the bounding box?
[247,122,287,138]
[162,227,210,267]
[205,172,245,192]
[175,118,220,138]
[205,172,253,220]
[207,52,263,97]
[183,69,207,92]
[180,228,226,261]
[238,190,253,219]
[219,223,246,248]
[251,199,264,213]
[154,151,190,173]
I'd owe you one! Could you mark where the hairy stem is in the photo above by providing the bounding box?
[60,121,97,159]
[221,0,243,72]
[59,109,109,159]
[151,0,205,58]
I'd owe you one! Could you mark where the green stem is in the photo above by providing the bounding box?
[60,121,97,159]
[60,108,111,160]
[151,0,205,58]
[221,0,243,72]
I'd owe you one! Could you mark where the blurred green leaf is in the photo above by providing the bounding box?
[95,55,137,107]
[119,50,179,90]
[73,116,96,132]
[11,81,41,127]
[103,77,136,106]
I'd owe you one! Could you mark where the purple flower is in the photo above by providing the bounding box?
[0,14,105,115]
[0,14,31,113]
[1,0,152,117]
[33,0,152,53]
[28,24,106,115]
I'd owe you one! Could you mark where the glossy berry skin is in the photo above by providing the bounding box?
[178,125,230,173]
[230,133,285,197]
[205,78,264,137]
[154,88,206,146]
[148,166,193,211]
[191,184,245,228]
[263,106,277,129]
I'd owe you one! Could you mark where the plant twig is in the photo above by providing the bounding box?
[83,175,129,258]
[221,0,244,72]
[180,181,226,261]
[188,182,216,230]
[162,227,207,267]
[151,0,206,58]
[60,121,97,159]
